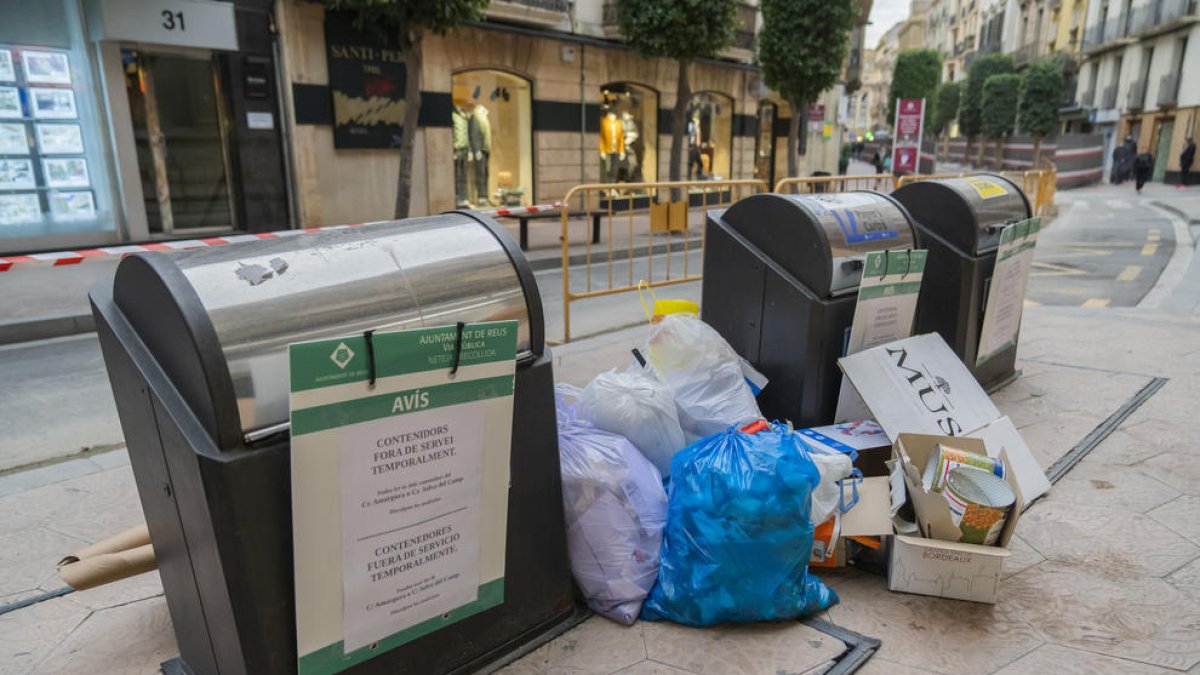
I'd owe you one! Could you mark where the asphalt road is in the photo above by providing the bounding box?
[1027,187,1176,308]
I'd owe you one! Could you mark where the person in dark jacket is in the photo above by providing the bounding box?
[1115,135,1137,183]
[1134,150,1154,194]
[1182,137,1196,187]
[1112,142,1126,183]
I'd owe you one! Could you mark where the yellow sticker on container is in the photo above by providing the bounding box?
[966,177,1008,200]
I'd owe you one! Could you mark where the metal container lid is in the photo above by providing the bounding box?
[108,212,542,443]
[891,174,1031,255]
[715,191,918,298]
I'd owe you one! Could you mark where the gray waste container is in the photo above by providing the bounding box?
[702,192,917,427]
[90,212,579,675]
[891,174,1031,390]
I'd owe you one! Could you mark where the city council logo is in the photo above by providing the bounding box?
[330,342,355,369]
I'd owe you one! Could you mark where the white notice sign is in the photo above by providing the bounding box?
[977,218,1040,366]
[835,249,927,422]
[289,322,517,675]
[339,402,484,652]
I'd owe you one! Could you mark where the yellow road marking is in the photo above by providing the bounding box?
[1148,229,1161,241]
[1117,265,1142,282]
[1023,299,1041,308]
[1141,243,1159,255]
[1031,261,1087,276]
[1081,298,1111,308]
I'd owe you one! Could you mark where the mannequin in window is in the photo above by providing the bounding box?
[687,112,704,180]
[467,103,492,206]
[452,97,471,207]
[621,108,641,183]
[599,105,625,183]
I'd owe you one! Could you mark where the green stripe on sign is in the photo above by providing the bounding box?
[290,321,519,393]
[859,280,923,300]
[291,375,514,436]
[297,578,505,675]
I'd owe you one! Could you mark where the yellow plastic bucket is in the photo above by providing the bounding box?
[638,281,699,324]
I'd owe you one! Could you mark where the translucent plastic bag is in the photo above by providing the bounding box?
[641,424,838,626]
[802,437,856,527]
[576,370,687,477]
[555,385,668,624]
[643,315,763,443]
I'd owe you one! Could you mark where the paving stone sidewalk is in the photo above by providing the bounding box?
[2,305,1198,674]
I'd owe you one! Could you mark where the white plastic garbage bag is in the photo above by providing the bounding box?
[643,315,763,442]
[576,370,686,476]
[799,436,855,527]
[555,385,668,624]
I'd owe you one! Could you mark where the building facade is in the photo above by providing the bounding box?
[926,0,984,82]
[0,0,289,254]
[275,0,853,228]
[0,0,862,254]
[1074,0,1199,182]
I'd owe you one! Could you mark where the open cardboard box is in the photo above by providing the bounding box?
[837,333,1051,502]
[888,433,1024,603]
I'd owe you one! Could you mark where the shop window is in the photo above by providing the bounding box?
[687,92,733,181]
[0,0,115,244]
[451,70,532,209]
[753,101,776,186]
[599,82,658,185]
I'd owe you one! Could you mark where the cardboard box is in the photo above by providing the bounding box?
[888,535,1010,604]
[797,421,892,477]
[837,333,1051,501]
[886,433,1024,603]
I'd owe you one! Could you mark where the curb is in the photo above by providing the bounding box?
[527,235,704,273]
[0,313,95,347]
[1152,200,1200,227]
[2,237,705,345]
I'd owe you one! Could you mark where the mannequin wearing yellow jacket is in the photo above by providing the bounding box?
[599,107,625,183]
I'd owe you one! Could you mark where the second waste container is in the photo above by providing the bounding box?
[702,192,917,427]
[891,174,1032,390]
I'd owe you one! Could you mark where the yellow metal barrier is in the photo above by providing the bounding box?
[893,172,968,188]
[559,179,768,343]
[774,174,896,194]
[556,167,1057,342]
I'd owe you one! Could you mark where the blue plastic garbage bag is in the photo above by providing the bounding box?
[555,385,668,624]
[641,423,839,626]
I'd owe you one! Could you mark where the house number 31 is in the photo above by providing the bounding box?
[161,10,185,31]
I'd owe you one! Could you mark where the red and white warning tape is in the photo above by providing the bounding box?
[0,203,565,272]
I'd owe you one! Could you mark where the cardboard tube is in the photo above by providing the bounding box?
[58,523,150,566]
[57,544,157,590]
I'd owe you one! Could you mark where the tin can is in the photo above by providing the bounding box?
[943,467,1015,545]
[922,443,1005,493]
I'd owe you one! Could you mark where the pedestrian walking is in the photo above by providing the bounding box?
[873,151,883,174]
[1111,142,1125,184]
[1181,137,1195,187]
[1120,135,1137,183]
[1134,150,1154,194]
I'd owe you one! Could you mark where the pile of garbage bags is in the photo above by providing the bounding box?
[554,314,840,625]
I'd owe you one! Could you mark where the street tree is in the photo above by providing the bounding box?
[888,48,941,122]
[759,0,857,177]
[326,0,489,218]
[982,73,1020,170]
[931,81,960,136]
[1018,60,1065,166]
[931,81,960,161]
[961,53,1014,166]
[617,0,738,189]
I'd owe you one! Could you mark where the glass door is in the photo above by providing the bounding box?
[123,48,236,234]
